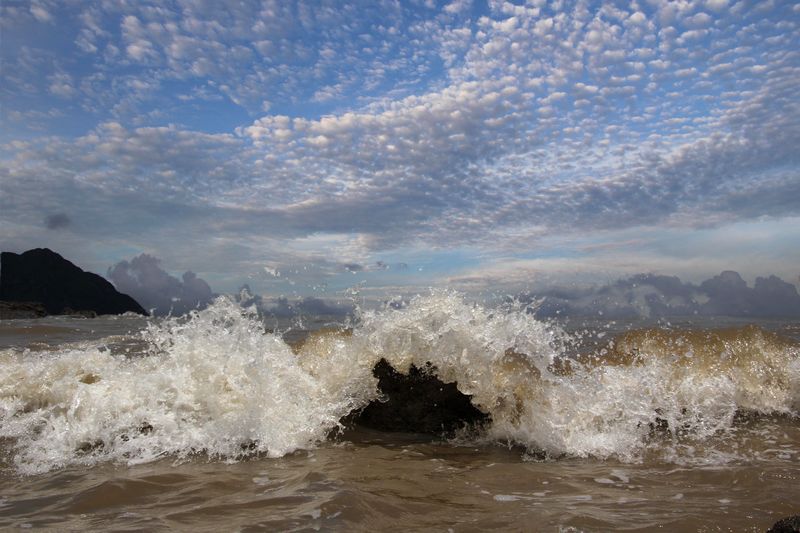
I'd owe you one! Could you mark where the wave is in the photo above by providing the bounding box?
[1,292,798,474]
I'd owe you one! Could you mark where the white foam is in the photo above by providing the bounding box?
[1,291,798,474]
[0,297,374,474]
[494,494,523,502]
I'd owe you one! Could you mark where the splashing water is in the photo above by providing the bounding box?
[1,291,798,474]
[0,298,370,474]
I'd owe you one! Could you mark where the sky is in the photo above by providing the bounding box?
[1,0,799,301]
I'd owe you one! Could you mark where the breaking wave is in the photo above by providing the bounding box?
[1,292,798,474]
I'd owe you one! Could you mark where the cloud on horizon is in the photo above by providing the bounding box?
[527,271,800,319]
[107,253,215,316]
[98,255,800,319]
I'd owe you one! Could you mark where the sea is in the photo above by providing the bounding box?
[1,291,798,531]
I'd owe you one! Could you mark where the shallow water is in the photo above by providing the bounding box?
[1,293,798,530]
[2,427,798,531]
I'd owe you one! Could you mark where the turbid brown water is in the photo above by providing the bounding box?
[2,424,798,531]
[1,294,798,531]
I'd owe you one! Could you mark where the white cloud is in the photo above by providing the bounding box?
[48,73,77,98]
[705,0,729,12]
[444,0,471,15]
[1,0,798,293]
[628,11,647,25]
[678,29,708,42]
[495,16,518,33]
[29,3,52,23]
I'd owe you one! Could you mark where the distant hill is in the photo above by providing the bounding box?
[0,248,147,318]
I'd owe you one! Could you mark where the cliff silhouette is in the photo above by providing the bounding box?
[0,248,147,318]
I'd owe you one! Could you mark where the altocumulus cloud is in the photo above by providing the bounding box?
[0,1,798,292]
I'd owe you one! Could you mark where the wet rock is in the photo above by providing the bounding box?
[348,358,490,435]
[76,440,104,455]
[0,248,147,316]
[61,307,98,318]
[0,301,47,319]
[769,516,800,533]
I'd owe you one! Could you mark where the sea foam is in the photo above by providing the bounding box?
[0,298,371,474]
[1,292,798,473]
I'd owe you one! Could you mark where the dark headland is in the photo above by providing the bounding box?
[0,248,147,318]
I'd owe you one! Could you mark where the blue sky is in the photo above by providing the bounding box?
[1,0,799,299]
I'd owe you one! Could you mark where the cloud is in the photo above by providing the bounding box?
[29,3,52,23]
[265,296,353,317]
[234,284,263,309]
[235,285,352,317]
[15,0,443,116]
[0,1,798,294]
[48,73,77,98]
[44,213,71,230]
[705,0,729,12]
[106,254,215,316]
[343,261,391,273]
[444,0,472,15]
[698,272,800,318]
[527,271,800,319]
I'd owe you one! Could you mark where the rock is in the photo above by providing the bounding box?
[348,358,490,435]
[0,301,48,319]
[0,248,147,316]
[61,307,98,318]
[769,516,800,533]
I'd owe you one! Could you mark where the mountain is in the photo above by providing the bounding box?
[0,248,147,317]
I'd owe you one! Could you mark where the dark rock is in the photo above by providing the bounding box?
[0,248,147,316]
[75,440,104,455]
[347,358,490,435]
[769,516,800,533]
[0,300,48,319]
[61,307,98,318]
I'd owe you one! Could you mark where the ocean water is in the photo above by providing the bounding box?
[1,292,798,531]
